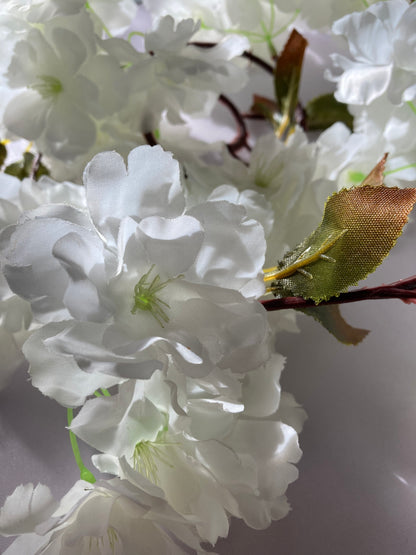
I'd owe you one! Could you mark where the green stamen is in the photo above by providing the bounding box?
[132,435,173,484]
[88,527,120,553]
[67,408,96,484]
[131,265,181,327]
[32,75,62,99]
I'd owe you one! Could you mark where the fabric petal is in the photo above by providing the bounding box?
[0,483,57,536]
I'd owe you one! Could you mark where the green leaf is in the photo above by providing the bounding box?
[300,305,369,345]
[0,142,7,168]
[305,93,353,131]
[273,29,307,138]
[4,152,50,181]
[266,158,416,303]
[250,94,280,131]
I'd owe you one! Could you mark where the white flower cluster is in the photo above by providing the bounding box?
[319,0,416,186]
[0,0,414,553]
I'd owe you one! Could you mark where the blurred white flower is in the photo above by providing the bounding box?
[3,14,129,161]
[0,479,211,554]
[326,0,416,106]
[122,16,249,132]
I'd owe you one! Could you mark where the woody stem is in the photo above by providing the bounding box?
[261,276,416,311]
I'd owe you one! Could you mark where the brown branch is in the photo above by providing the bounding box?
[261,276,416,311]
[30,153,42,179]
[143,131,158,146]
[188,42,274,74]
[218,94,251,158]
[241,51,274,74]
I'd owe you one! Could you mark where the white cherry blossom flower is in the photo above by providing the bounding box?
[122,16,249,132]
[0,479,211,554]
[3,12,128,162]
[70,355,305,544]
[142,0,297,57]
[0,171,85,389]
[1,145,270,406]
[326,0,416,106]
[314,96,416,189]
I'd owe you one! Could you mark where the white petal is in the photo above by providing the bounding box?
[4,91,49,140]
[70,383,164,458]
[52,231,110,322]
[45,99,96,160]
[0,483,57,536]
[137,215,204,275]
[187,201,266,294]
[333,62,392,105]
[84,145,184,245]
[24,323,122,407]
[0,328,25,391]
[242,354,284,418]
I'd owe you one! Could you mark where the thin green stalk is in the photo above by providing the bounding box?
[270,9,300,39]
[407,101,416,117]
[85,2,112,38]
[67,408,96,484]
[384,163,416,176]
[128,30,145,42]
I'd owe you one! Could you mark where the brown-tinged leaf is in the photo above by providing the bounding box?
[300,305,369,345]
[266,160,416,303]
[250,94,280,130]
[360,153,387,186]
[274,29,307,137]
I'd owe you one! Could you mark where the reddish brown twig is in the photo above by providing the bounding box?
[143,131,158,146]
[218,94,251,159]
[261,276,416,311]
[189,42,274,74]
[30,153,42,179]
[242,51,274,74]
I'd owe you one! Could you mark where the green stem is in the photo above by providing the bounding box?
[270,9,300,40]
[85,2,112,38]
[407,101,416,117]
[268,0,276,33]
[384,163,416,176]
[67,408,96,484]
[101,388,111,397]
[128,30,145,42]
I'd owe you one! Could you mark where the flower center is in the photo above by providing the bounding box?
[132,435,172,484]
[131,265,181,327]
[88,526,120,553]
[32,75,63,99]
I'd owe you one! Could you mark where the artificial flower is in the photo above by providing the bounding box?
[0,479,211,554]
[1,145,270,406]
[326,0,416,106]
